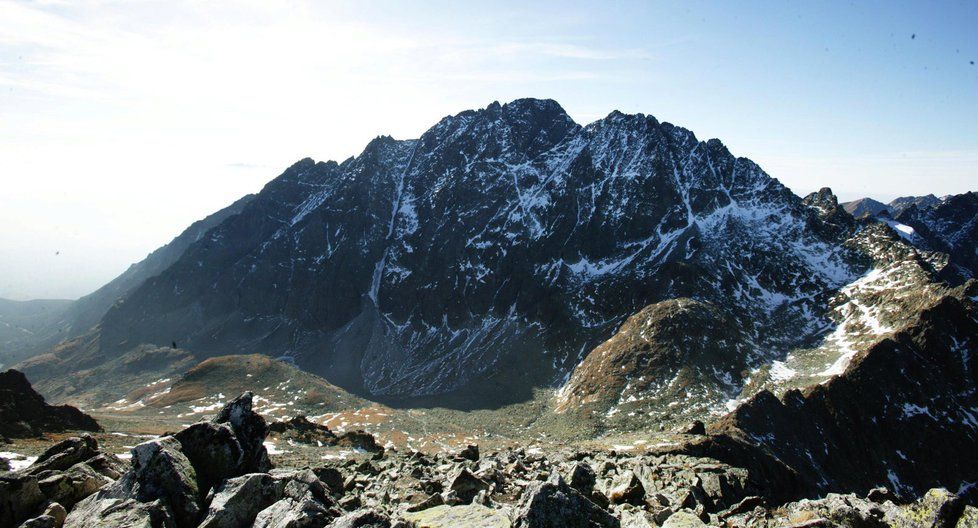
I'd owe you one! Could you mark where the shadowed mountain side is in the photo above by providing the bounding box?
[660,286,978,504]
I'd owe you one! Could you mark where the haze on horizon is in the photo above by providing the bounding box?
[1,0,976,301]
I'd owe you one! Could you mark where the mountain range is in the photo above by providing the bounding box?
[6,99,976,428]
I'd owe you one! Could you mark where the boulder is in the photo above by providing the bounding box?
[332,509,391,528]
[251,493,333,528]
[0,370,100,439]
[312,466,345,494]
[786,493,890,528]
[448,468,491,504]
[608,471,645,506]
[24,435,99,475]
[198,473,283,528]
[567,463,596,497]
[268,416,337,445]
[174,421,244,494]
[458,445,480,462]
[65,436,200,528]
[212,392,271,473]
[512,473,619,528]
[0,473,45,527]
[660,511,708,528]
[888,488,964,528]
[36,462,111,510]
[957,505,978,528]
[403,504,510,528]
[65,497,175,528]
[17,514,59,528]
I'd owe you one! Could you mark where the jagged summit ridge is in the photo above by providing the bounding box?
[98,99,864,402]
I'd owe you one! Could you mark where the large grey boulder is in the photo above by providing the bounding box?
[0,473,45,527]
[331,509,392,528]
[36,461,111,510]
[198,473,283,528]
[512,473,619,528]
[65,436,200,528]
[174,421,244,495]
[251,492,333,528]
[65,497,175,528]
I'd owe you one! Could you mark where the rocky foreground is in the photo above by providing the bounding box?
[2,393,976,528]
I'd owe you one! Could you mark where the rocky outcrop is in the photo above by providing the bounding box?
[896,191,978,278]
[0,369,100,438]
[664,293,978,503]
[555,298,750,427]
[66,392,273,528]
[513,472,619,528]
[269,415,385,456]
[1,434,127,528]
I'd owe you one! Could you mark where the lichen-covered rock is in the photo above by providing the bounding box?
[513,473,619,528]
[888,488,964,528]
[956,505,978,528]
[403,504,510,528]
[0,473,44,527]
[198,473,283,528]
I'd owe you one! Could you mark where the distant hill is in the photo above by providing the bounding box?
[0,298,72,368]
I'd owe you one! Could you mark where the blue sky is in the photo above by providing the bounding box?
[1,0,976,299]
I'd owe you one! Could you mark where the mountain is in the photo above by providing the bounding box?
[668,283,978,503]
[841,194,943,219]
[842,197,889,218]
[1,194,255,365]
[84,99,879,408]
[895,191,978,278]
[0,298,72,368]
[889,193,941,216]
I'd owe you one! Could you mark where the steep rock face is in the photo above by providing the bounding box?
[896,191,978,278]
[0,369,101,438]
[96,99,864,401]
[667,289,978,503]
